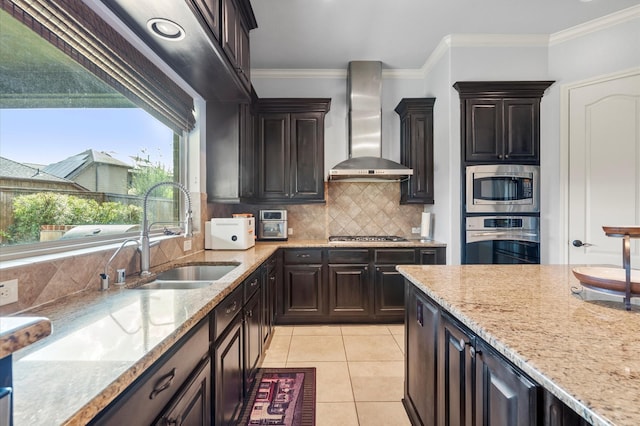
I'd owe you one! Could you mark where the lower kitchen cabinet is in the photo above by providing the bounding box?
[404,284,439,426]
[90,318,210,426]
[243,277,263,395]
[155,357,211,426]
[405,282,545,426]
[474,339,538,426]
[214,311,244,426]
[276,247,446,324]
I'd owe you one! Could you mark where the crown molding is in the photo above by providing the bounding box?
[549,4,640,46]
[252,6,638,81]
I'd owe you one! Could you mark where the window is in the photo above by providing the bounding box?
[0,0,195,258]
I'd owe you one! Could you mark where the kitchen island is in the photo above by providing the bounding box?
[397,264,640,426]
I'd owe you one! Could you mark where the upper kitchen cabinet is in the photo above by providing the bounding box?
[99,0,256,101]
[255,99,331,204]
[454,82,553,165]
[395,98,436,204]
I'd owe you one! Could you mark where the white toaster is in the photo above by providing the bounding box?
[205,218,255,250]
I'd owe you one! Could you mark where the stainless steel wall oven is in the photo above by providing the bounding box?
[464,216,539,264]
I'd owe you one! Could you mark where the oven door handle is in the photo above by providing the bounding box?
[467,231,539,243]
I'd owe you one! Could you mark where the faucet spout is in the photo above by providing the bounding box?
[101,238,140,290]
[140,181,193,276]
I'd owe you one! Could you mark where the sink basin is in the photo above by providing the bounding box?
[155,264,240,281]
[135,263,240,290]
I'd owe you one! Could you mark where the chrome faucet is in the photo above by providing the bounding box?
[101,238,140,290]
[139,181,193,276]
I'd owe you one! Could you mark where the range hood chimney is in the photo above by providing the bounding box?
[328,61,413,180]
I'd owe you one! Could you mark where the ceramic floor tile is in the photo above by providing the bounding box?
[272,326,294,337]
[287,335,346,362]
[387,324,405,335]
[340,325,393,335]
[293,325,343,336]
[261,335,291,364]
[316,402,359,426]
[392,333,404,354]
[349,361,404,402]
[343,335,404,361]
[287,361,353,402]
[355,401,412,426]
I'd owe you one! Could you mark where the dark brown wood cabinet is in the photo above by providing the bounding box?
[440,313,474,426]
[277,247,445,324]
[454,81,553,165]
[221,0,252,92]
[404,284,542,426]
[214,311,243,426]
[255,99,331,203]
[404,283,439,426]
[395,98,436,204]
[474,339,538,426]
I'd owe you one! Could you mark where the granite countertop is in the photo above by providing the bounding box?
[0,317,51,359]
[397,264,640,426]
[9,238,445,426]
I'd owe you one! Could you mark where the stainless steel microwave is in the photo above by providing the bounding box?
[466,164,539,213]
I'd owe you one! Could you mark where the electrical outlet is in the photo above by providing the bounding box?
[183,239,192,252]
[411,227,421,234]
[0,279,18,306]
[288,228,293,235]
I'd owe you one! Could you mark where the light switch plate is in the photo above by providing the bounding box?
[0,279,18,306]
[411,227,421,234]
[183,239,192,252]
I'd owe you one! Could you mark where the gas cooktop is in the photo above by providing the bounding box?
[328,235,408,242]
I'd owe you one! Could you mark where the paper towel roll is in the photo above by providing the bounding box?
[420,212,432,240]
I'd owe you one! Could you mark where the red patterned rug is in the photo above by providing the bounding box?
[239,368,316,426]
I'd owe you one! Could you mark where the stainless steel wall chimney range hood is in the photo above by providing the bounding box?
[328,61,413,181]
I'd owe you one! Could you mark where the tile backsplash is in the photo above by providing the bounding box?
[218,181,424,240]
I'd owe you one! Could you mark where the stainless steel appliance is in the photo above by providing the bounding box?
[329,235,408,242]
[465,216,539,264]
[258,210,288,240]
[466,164,539,213]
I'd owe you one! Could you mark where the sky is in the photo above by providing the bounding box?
[0,108,175,169]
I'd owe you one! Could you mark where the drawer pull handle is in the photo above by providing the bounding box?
[150,368,176,399]
[226,301,238,314]
[297,254,311,258]
[250,279,259,287]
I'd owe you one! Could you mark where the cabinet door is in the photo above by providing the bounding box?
[239,102,256,200]
[420,248,446,265]
[465,99,502,162]
[221,0,239,66]
[193,0,220,42]
[405,284,439,426]
[236,19,251,90]
[328,264,370,317]
[214,315,244,426]
[290,112,325,201]
[374,266,405,319]
[404,112,434,203]
[503,98,539,162]
[439,314,473,426]
[155,357,211,426]
[281,264,324,318]
[257,113,290,200]
[474,340,538,426]
[244,288,263,396]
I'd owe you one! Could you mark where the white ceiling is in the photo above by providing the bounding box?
[249,0,639,70]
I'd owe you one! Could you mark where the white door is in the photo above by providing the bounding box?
[567,72,640,266]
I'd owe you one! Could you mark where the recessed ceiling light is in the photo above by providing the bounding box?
[147,18,185,41]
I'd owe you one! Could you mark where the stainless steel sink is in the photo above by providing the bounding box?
[135,263,240,290]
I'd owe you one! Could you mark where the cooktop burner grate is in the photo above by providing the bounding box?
[328,235,408,242]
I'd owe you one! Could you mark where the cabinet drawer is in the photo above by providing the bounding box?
[213,285,243,341]
[284,249,322,264]
[92,319,209,426]
[244,270,261,302]
[374,249,416,264]
[328,249,369,264]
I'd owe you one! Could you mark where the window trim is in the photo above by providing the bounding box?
[2,0,195,133]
